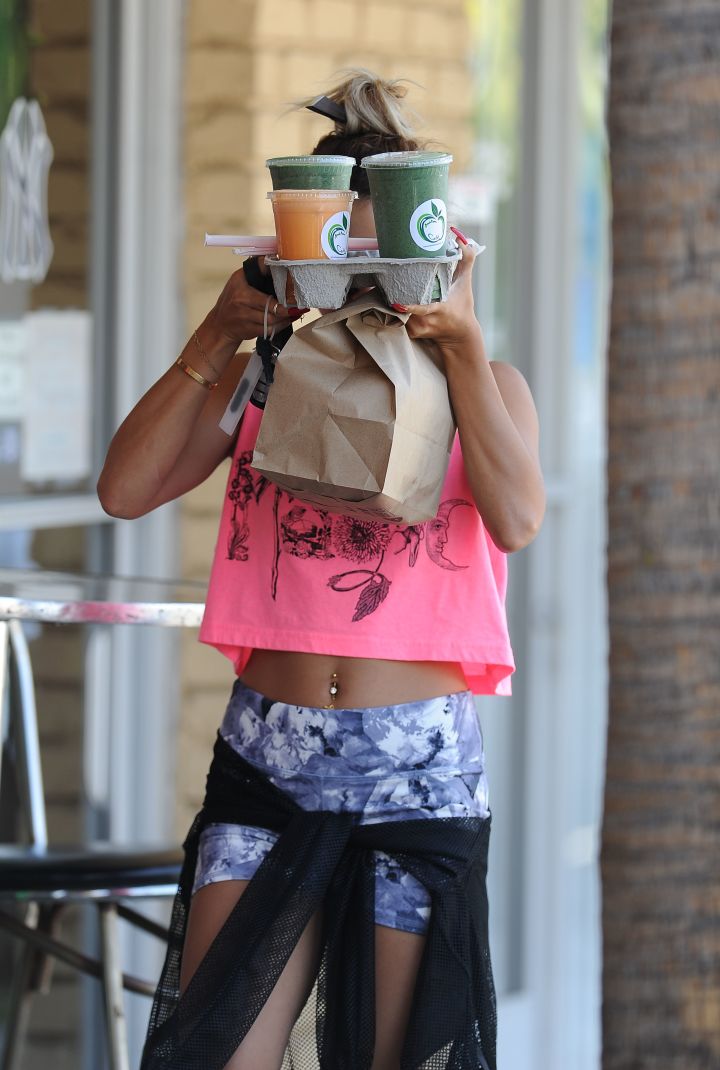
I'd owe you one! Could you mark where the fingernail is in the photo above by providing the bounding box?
[391,303,409,312]
[450,226,469,245]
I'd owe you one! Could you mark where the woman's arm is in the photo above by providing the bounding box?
[396,236,545,553]
[97,267,300,519]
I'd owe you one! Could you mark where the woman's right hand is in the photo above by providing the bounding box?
[205,266,301,345]
[98,262,304,519]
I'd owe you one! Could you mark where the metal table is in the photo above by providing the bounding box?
[0,566,206,628]
[0,567,207,1070]
[0,565,207,847]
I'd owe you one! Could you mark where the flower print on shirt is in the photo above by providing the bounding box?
[280,504,334,560]
[225,451,474,620]
[326,506,472,621]
[226,451,270,561]
[328,518,394,621]
[332,517,392,563]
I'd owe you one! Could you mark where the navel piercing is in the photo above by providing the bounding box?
[326,672,340,709]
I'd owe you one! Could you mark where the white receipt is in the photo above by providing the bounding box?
[219,349,264,435]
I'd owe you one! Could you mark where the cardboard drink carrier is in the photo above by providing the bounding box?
[251,294,456,524]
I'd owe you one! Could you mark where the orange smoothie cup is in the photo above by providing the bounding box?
[268,190,357,260]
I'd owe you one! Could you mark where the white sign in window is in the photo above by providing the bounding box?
[21,309,92,484]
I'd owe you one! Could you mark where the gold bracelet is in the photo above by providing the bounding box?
[175,356,217,390]
[192,328,221,379]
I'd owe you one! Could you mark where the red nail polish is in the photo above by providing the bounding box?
[450,226,469,245]
[391,303,409,312]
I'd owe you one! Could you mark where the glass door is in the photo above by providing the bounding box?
[0,3,114,1065]
[0,1,184,1065]
[459,2,609,1066]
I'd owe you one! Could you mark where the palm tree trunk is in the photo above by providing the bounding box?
[602,2,720,1066]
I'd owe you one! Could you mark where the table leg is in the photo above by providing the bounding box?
[99,902,130,1070]
[0,903,40,1070]
[8,620,47,847]
[0,622,8,807]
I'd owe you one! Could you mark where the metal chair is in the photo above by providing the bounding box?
[0,619,182,1070]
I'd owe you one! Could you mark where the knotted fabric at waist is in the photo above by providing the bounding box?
[141,733,497,1070]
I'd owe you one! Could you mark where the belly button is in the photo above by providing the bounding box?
[325,672,340,710]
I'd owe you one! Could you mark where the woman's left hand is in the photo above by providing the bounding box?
[392,231,483,355]
[393,228,545,552]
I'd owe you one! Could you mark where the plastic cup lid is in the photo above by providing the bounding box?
[267,189,358,200]
[266,155,356,168]
[361,151,453,169]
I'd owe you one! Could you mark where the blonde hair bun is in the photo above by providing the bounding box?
[304,68,419,140]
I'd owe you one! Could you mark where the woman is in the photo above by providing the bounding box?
[99,71,544,1070]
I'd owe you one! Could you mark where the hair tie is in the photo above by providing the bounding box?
[305,95,347,124]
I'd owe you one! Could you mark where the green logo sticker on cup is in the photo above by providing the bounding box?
[321,211,350,259]
[409,199,447,252]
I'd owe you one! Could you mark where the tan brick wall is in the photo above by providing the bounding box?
[177,0,474,833]
[28,0,91,310]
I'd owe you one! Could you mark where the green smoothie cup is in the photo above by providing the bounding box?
[266,155,356,190]
[361,151,453,258]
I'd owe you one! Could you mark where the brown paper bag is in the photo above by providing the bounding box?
[251,295,456,524]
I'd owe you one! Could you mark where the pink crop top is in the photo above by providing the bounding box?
[199,405,515,695]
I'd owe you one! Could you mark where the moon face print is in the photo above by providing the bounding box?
[225,453,475,621]
[425,499,473,570]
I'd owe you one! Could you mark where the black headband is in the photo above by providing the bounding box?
[305,95,347,125]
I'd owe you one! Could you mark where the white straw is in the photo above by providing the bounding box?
[205,234,276,247]
[205,233,380,252]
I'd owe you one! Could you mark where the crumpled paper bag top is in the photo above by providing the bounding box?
[252,294,456,524]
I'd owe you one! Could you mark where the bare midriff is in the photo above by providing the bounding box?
[241,649,468,709]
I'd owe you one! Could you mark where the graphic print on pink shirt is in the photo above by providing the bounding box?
[200,403,514,694]
[226,448,475,623]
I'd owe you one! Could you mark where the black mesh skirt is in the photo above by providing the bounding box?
[140,734,497,1070]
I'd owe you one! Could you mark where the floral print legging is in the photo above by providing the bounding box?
[192,680,490,934]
